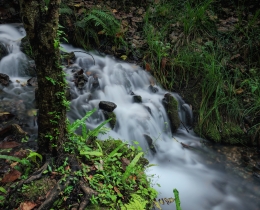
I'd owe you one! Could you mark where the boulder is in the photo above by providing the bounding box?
[162,93,180,133]
[99,101,117,112]
[0,73,10,86]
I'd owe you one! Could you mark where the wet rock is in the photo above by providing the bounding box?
[103,110,116,129]
[0,43,8,60]
[149,85,158,93]
[99,101,117,112]
[24,59,37,77]
[133,95,142,103]
[143,134,156,154]
[27,77,38,87]
[92,77,99,90]
[162,93,180,133]
[74,69,88,89]
[0,73,11,86]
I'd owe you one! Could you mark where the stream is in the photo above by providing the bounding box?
[0,24,260,210]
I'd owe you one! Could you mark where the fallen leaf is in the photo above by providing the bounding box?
[112,9,117,13]
[0,141,20,149]
[98,30,105,35]
[161,57,167,70]
[120,55,127,60]
[121,157,130,171]
[19,201,37,210]
[1,169,21,183]
[114,186,124,198]
[235,88,244,94]
[145,63,151,71]
[10,162,19,168]
[230,54,240,60]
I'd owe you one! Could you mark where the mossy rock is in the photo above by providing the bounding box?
[102,111,116,129]
[162,93,180,133]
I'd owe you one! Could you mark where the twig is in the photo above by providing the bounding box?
[72,51,95,66]
[180,120,189,133]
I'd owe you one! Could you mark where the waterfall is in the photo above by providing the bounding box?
[0,24,259,210]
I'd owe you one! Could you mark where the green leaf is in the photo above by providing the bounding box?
[122,152,143,182]
[0,155,30,165]
[173,188,182,210]
[0,187,7,194]
[80,150,103,157]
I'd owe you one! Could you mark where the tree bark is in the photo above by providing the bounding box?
[19,0,67,156]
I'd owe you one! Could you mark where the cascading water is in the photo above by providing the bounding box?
[1,24,259,210]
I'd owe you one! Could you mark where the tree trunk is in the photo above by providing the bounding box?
[19,0,67,156]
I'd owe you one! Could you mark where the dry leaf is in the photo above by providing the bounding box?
[235,88,244,94]
[112,9,117,13]
[0,141,21,149]
[161,57,167,70]
[19,201,37,210]
[2,169,21,183]
[114,186,124,198]
[145,63,151,71]
[10,162,19,168]
[230,54,240,60]
[98,30,105,35]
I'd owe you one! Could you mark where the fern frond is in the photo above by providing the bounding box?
[123,194,147,210]
[59,7,73,15]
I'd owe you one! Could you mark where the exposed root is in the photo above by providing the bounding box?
[37,176,72,210]
[79,180,98,210]
[6,157,51,200]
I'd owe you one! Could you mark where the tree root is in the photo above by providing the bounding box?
[6,157,51,201]
[38,176,72,210]
[79,180,98,210]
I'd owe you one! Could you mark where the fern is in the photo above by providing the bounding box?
[59,3,73,15]
[122,152,143,182]
[123,194,147,210]
[59,7,73,15]
[75,9,120,37]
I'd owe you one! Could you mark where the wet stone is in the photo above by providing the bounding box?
[133,95,142,103]
[0,73,11,86]
[149,85,158,93]
[27,77,38,87]
[99,101,117,112]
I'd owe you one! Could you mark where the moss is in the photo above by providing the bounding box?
[163,93,180,133]
[196,120,247,144]
[103,111,116,129]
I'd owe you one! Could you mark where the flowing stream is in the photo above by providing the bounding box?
[0,24,259,210]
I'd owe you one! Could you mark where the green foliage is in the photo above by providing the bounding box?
[122,152,143,183]
[181,0,215,38]
[0,155,30,165]
[85,139,157,209]
[74,8,121,48]
[173,189,182,210]
[122,194,147,210]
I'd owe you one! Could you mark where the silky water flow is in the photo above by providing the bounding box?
[0,24,259,210]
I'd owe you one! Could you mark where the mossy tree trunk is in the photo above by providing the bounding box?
[19,0,67,157]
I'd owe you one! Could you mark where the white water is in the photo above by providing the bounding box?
[0,24,259,210]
